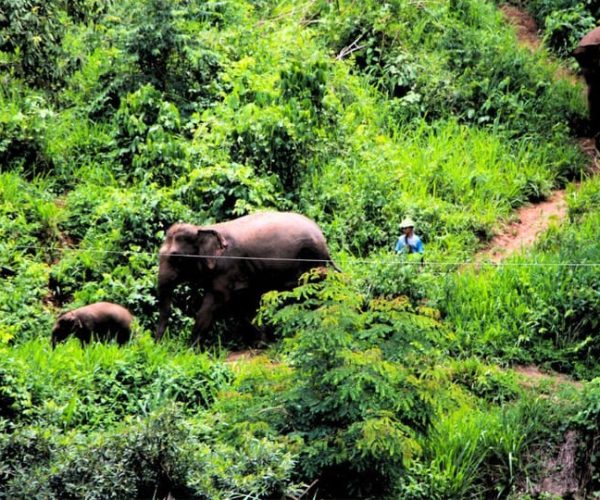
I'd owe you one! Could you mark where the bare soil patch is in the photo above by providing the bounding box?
[500,4,541,51]
[480,190,568,263]
[225,349,265,363]
[534,430,581,498]
[513,364,585,497]
[517,430,583,498]
[514,364,583,389]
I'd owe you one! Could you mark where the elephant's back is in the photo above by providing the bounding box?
[578,27,600,49]
[214,212,329,258]
[216,212,325,239]
[78,302,133,325]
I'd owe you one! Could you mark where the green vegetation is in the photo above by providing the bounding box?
[505,0,599,58]
[2,0,600,497]
[442,176,600,379]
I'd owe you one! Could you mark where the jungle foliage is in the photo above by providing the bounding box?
[2,0,600,497]
[503,0,600,58]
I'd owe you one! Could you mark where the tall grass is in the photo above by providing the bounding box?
[1,334,232,431]
[423,398,551,498]
[442,182,600,377]
[0,0,596,496]
[303,118,584,256]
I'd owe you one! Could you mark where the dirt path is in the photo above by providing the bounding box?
[477,6,595,263]
[514,364,583,389]
[500,4,541,51]
[225,349,264,363]
[482,12,589,496]
[480,190,568,263]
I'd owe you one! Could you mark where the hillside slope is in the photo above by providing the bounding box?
[2,0,600,498]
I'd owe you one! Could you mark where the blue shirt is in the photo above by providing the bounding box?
[395,234,424,254]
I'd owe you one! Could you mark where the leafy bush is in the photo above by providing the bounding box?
[279,60,328,112]
[229,105,304,193]
[0,366,32,423]
[110,85,190,185]
[48,408,191,499]
[258,274,442,497]
[175,163,279,220]
[358,249,437,303]
[443,358,522,404]
[543,5,596,58]
[0,172,63,250]
[0,261,53,344]
[123,0,182,90]
[185,422,303,499]
[0,94,55,178]
[0,426,54,495]
[51,184,192,310]
[1,406,304,499]
[108,0,230,114]
[0,0,71,88]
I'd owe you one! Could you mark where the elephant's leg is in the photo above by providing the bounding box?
[190,292,227,347]
[116,328,130,345]
[244,317,273,347]
[230,292,270,346]
[589,84,600,147]
[76,329,91,347]
[156,283,175,341]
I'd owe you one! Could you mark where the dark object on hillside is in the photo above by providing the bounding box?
[0,266,16,278]
[156,211,339,346]
[51,302,133,348]
[573,27,600,148]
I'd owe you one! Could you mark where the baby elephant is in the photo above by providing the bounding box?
[51,302,133,348]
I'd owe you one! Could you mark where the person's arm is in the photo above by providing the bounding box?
[395,237,405,253]
[415,238,424,254]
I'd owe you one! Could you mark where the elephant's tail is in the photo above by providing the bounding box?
[326,256,342,273]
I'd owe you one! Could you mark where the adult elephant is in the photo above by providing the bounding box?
[573,27,600,147]
[156,211,338,346]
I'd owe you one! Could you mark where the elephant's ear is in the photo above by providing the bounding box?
[59,313,74,326]
[574,44,600,65]
[573,46,591,63]
[62,312,83,330]
[74,315,84,330]
[197,229,228,270]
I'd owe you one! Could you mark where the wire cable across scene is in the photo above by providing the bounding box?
[6,244,600,267]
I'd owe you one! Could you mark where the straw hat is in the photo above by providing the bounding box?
[399,218,415,229]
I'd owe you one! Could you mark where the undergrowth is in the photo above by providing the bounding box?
[1,0,599,497]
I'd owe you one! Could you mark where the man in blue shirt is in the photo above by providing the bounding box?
[395,218,424,255]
